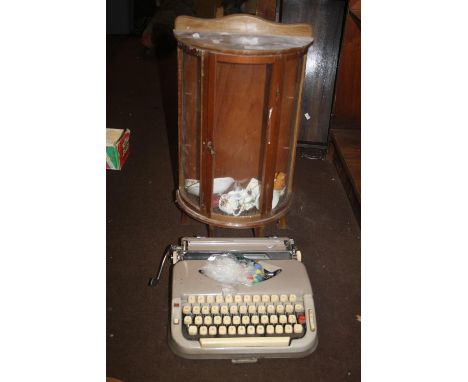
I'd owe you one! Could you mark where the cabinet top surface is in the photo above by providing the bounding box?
[174,15,313,55]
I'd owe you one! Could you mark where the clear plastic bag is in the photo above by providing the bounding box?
[199,254,279,287]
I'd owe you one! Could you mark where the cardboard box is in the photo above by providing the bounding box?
[106,128,130,170]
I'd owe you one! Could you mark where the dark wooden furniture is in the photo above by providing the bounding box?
[174,15,313,235]
[331,0,361,128]
[328,0,361,224]
[282,0,346,147]
[327,129,360,223]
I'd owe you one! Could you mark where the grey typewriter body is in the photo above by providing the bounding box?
[168,237,318,362]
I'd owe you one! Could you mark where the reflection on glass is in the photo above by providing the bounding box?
[181,51,201,208]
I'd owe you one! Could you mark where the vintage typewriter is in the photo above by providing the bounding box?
[150,237,318,362]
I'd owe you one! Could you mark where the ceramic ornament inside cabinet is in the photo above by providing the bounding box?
[174,14,313,235]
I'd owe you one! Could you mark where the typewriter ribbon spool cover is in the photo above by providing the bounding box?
[165,237,318,362]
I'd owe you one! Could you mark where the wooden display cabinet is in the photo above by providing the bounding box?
[174,15,313,235]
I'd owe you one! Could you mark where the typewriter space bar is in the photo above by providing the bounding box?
[200,337,290,348]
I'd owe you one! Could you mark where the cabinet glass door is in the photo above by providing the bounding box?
[210,61,268,218]
[179,50,201,209]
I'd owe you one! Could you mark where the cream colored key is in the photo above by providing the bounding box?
[237,326,246,335]
[194,316,203,325]
[239,305,247,314]
[213,315,222,325]
[230,305,238,315]
[308,309,316,332]
[253,295,261,303]
[280,294,288,303]
[288,315,297,324]
[275,325,284,334]
[218,325,227,335]
[289,294,297,303]
[293,324,303,334]
[276,305,285,314]
[266,325,275,335]
[182,305,191,315]
[270,315,278,324]
[204,316,212,326]
[248,305,256,314]
[251,315,259,325]
[247,325,255,335]
[187,295,196,304]
[223,316,231,325]
[225,295,233,303]
[199,326,208,336]
[197,295,205,304]
[267,304,275,314]
[234,295,243,303]
[257,305,266,314]
[233,316,241,325]
[211,305,219,315]
[285,324,293,334]
[200,336,291,348]
[188,325,197,336]
[192,305,201,315]
[242,316,250,325]
[206,295,215,304]
[184,316,192,326]
[260,315,269,324]
[294,303,304,313]
[262,295,270,303]
[173,318,180,326]
[209,326,217,336]
[201,305,210,315]
[243,295,252,303]
[285,304,294,314]
[220,305,229,315]
[271,294,279,302]
[228,326,236,335]
[279,315,287,324]
[215,295,224,304]
[256,325,265,335]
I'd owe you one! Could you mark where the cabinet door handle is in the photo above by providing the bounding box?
[206,141,215,155]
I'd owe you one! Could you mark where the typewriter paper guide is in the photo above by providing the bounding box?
[172,260,313,296]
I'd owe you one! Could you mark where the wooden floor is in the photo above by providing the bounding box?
[328,129,361,223]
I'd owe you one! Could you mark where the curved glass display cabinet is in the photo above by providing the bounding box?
[174,14,313,234]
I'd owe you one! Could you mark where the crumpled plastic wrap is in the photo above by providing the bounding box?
[200,254,279,287]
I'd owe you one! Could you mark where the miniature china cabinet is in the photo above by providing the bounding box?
[174,14,313,235]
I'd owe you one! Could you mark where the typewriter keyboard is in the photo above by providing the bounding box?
[178,294,315,348]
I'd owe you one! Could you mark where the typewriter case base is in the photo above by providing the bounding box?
[168,259,318,361]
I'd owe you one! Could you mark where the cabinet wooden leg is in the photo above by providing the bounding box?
[208,225,216,237]
[277,216,287,229]
[180,211,190,225]
[253,226,265,237]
